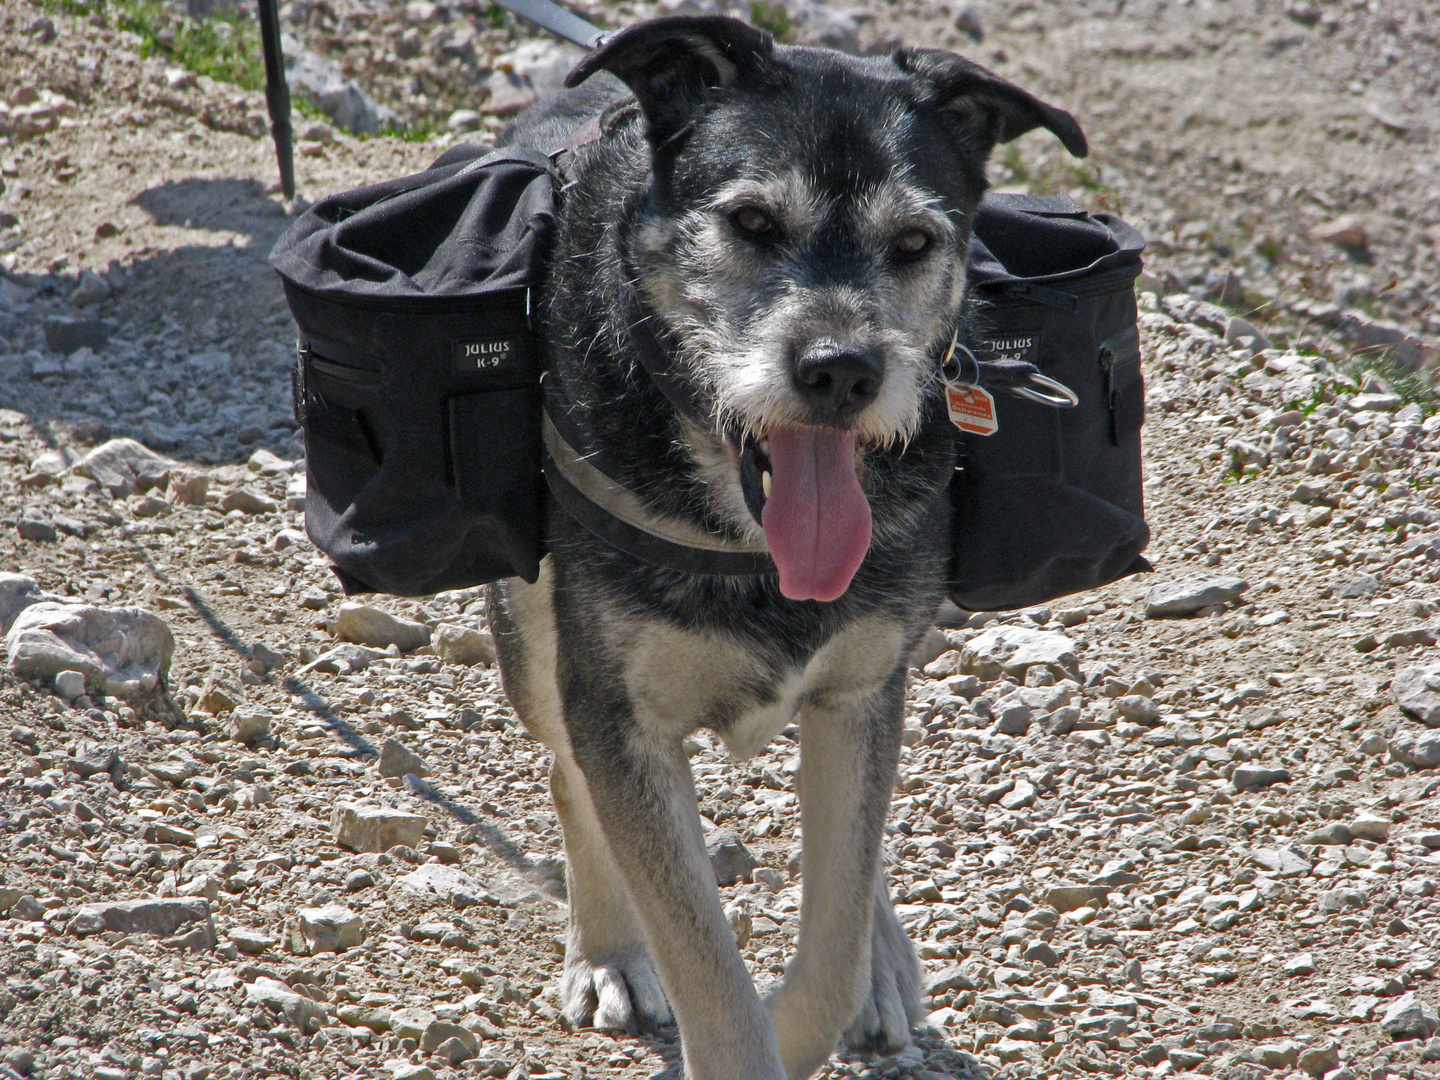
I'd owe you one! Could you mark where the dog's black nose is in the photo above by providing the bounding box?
[793,347,884,416]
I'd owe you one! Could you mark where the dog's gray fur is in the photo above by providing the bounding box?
[486,18,1084,1078]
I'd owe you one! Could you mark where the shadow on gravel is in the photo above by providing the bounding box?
[131,177,290,237]
[1,176,305,468]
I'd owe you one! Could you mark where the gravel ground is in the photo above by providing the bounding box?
[3,0,1440,1079]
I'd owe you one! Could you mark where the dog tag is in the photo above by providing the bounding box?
[945,381,998,436]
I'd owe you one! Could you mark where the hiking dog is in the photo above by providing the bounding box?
[488,17,1087,1078]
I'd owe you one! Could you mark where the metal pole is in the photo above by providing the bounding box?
[256,0,295,201]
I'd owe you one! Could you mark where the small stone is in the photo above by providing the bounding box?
[245,976,327,1033]
[446,108,482,132]
[227,926,276,954]
[299,587,330,610]
[1349,812,1391,841]
[959,626,1078,680]
[229,707,272,745]
[1304,822,1353,846]
[70,270,111,307]
[332,602,430,652]
[1283,952,1318,976]
[480,70,538,116]
[166,469,209,505]
[992,701,1032,736]
[1390,731,1440,769]
[330,803,427,853]
[378,738,428,778]
[1232,764,1291,791]
[1254,1040,1303,1068]
[307,643,386,675]
[1145,575,1248,617]
[1046,885,1109,913]
[345,869,376,892]
[16,516,56,542]
[1380,991,1440,1040]
[294,903,364,954]
[999,778,1036,810]
[389,1007,437,1042]
[1114,695,1161,725]
[143,821,196,845]
[1318,888,1368,913]
[431,623,494,666]
[197,676,243,714]
[1335,574,1382,599]
[707,831,757,886]
[43,315,112,353]
[1311,215,1368,248]
[0,573,48,634]
[52,668,86,701]
[1251,846,1311,876]
[1022,939,1058,965]
[1296,1040,1341,1078]
[1393,664,1440,727]
[218,487,279,515]
[68,897,215,946]
[67,740,120,778]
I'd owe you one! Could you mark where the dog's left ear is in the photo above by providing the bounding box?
[566,16,776,148]
[895,48,1088,158]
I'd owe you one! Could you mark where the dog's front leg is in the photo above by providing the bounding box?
[767,673,910,1079]
[569,715,787,1080]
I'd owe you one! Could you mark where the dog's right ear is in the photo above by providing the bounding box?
[896,48,1088,159]
[566,16,775,148]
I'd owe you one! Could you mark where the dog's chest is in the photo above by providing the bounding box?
[619,615,907,760]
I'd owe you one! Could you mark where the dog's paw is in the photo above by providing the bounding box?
[560,952,673,1033]
[841,897,922,1056]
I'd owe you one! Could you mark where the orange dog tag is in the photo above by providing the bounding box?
[946,381,998,436]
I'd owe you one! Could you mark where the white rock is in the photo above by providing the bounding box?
[332,602,430,652]
[490,38,583,95]
[52,668,86,701]
[1389,731,1440,769]
[72,437,175,496]
[294,903,365,954]
[330,803,426,853]
[431,623,494,666]
[1393,664,1440,727]
[396,864,491,907]
[377,738,428,778]
[960,626,1078,680]
[1379,991,1439,1040]
[5,602,173,698]
[245,976,328,1033]
[1144,575,1248,617]
[230,708,273,745]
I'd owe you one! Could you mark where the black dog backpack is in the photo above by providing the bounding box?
[949,194,1149,611]
[271,145,553,595]
[270,146,1149,608]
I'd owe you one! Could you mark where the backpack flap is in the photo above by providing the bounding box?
[949,194,1150,612]
[271,147,555,595]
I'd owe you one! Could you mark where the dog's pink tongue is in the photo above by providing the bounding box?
[760,427,872,602]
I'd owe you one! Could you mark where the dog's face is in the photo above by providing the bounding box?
[569,19,1085,602]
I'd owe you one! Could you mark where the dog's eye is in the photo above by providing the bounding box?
[894,229,932,256]
[733,207,775,236]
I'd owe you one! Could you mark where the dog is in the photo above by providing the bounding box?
[487,17,1086,1079]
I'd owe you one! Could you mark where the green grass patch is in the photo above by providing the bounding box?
[750,0,792,40]
[49,0,266,91]
[1351,351,1440,416]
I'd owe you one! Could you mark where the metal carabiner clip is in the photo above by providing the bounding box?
[1008,372,1080,409]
